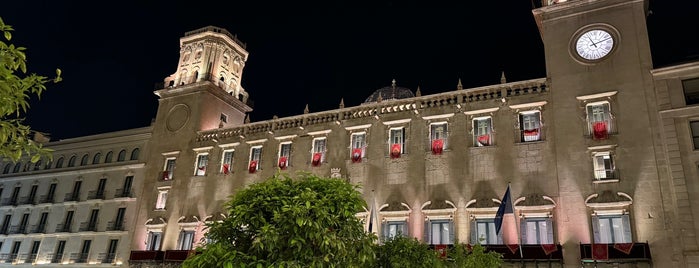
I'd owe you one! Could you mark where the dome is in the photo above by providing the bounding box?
[363,80,415,104]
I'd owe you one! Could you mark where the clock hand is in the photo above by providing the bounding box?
[592,37,612,46]
[588,37,597,48]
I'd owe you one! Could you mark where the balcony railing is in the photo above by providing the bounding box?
[45,253,64,264]
[97,253,117,264]
[473,133,494,147]
[485,244,563,261]
[516,127,544,143]
[114,188,133,198]
[164,250,195,262]
[30,224,46,234]
[64,192,80,202]
[55,223,73,233]
[160,171,173,181]
[79,221,99,232]
[594,168,619,181]
[0,226,8,235]
[87,190,106,200]
[38,194,55,204]
[1,197,18,206]
[17,196,36,205]
[580,242,651,262]
[19,253,37,264]
[8,225,29,234]
[106,221,126,231]
[129,250,164,262]
[69,252,89,263]
[0,253,18,263]
[586,119,617,140]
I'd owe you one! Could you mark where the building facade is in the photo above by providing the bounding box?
[2,0,699,267]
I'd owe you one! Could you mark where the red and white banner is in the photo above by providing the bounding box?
[351,148,362,163]
[248,161,257,173]
[592,244,608,260]
[593,121,608,140]
[222,164,230,175]
[278,156,288,169]
[431,139,443,155]
[312,153,322,166]
[390,144,401,158]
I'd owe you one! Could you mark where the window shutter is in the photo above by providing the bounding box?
[591,216,600,243]
[401,128,406,153]
[154,233,161,251]
[621,214,632,243]
[448,220,455,244]
[520,219,527,244]
[145,232,152,250]
[546,218,554,244]
[518,114,524,131]
[470,220,477,245]
[424,220,431,244]
[177,231,184,250]
[402,221,409,237]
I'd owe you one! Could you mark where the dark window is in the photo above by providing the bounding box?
[80,154,89,166]
[683,78,699,105]
[130,148,140,160]
[117,150,126,162]
[55,157,64,168]
[691,121,699,149]
[2,164,10,174]
[52,240,66,263]
[105,152,113,163]
[92,153,101,164]
[67,156,76,167]
[13,163,21,173]
[34,160,42,171]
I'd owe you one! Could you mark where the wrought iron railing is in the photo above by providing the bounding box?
[106,221,125,231]
[64,192,80,202]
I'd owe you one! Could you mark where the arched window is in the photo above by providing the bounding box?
[23,162,32,172]
[44,160,52,170]
[192,70,199,83]
[56,157,64,168]
[13,163,21,173]
[93,153,101,164]
[34,160,42,171]
[80,154,89,166]
[117,150,126,162]
[130,148,140,160]
[67,156,77,167]
[3,163,11,174]
[105,151,114,163]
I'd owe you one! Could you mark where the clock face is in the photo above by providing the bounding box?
[575,29,615,61]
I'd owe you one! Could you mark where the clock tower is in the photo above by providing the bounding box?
[533,0,679,266]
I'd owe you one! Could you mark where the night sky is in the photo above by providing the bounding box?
[2,1,698,140]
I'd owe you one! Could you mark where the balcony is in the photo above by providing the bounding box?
[160,171,173,181]
[164,250,195,262]
[580,242,651,263]
[8,225,29,235]
[45,253,64,264]
[0,253,18,263]
[1,197,18,206]
[593,168,619,182]
[69,252,89,263]
[114,188,133,198]
[129,250,164,262]
[18,253,37,264]
[17,196,37,205]
[64,192,80,202]
[87,190,106,200]
[97,253,117,264]
[0,226,8,235]
[79,221,99,232]
[517,127,544,143]
[106,221,126,231]
[38,194,55,204]
[55,223,73,233]
[485,244,563,262]
[30,224,46,234]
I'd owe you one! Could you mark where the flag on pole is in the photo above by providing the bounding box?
[368,191,379,235]
[494,184,521,256]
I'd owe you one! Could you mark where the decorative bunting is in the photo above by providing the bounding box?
[592,244,608,260]
[248,161,257,173]
[541,244,557,255]
[390,144,401,158]
[431,139,443,155]
[477,134,490,146]
[593,121,608,140]
[351,148,362,163]
[506,244,519,254]
[435,244,447,258]
[523,128,540,142]
[613,242,634,255]
[222,164,230,175]
[312,153,322,166]
[162,171,170,180]
[278,156,288,169]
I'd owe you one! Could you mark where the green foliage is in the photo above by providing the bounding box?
[445,243,503,268]
[375,235,443,268]
[182,172,376,268]
[0,17,60,163]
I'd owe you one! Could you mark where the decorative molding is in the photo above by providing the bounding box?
[509,101,548,110]
[382,119,412,126]
[192,146,213,153]
[161,151,180,156]
[463,107,500,116]
[217,142,240,148]
[576,91,618,101]
[245,139,268,144]
[421,113,455,120]
[307,130,332,136]
[344,124,372,131]
[274,135,298,140]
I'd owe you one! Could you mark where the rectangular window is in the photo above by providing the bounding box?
[350,132,367,161]
[121,176,133,197]
[428,220,453,245]
[519,111,541,142]
[52,240,66,263]
[10,186,20,204]
[249,146,262,172]
[473,219,499,245]
[45,183,56,203]
[382,220,408,241]
[389,127,406,157]
[220,113,228,123]
[36,212,48,233]
[278,142,291,169]
[194,154,208,176]
[473,117,493,146]
[28,185,37,205]
[593,152,616,180]
[104,239,118,263]
[586,102,612,139]
[96,178,107,198]
[177,230,196,250]
[113,207,126,231]
[221,150,234,174]
[522,218,553,244]
[28,240,40,263]
[593,214,632,243]
[163,158,176,180]
[146,231,162,251]
[78,240,91,263]
[312,138,326,166]
[10,241,20,262]
[691,121,699,150]
[683,77,699,105]
[155,189,168,210]
[430,122,447,153]
[19,213,29,234]
[1,215,11,234]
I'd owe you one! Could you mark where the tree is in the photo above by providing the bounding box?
[182,172,376,268]
[0,17,61,163]
[375,235,443,268]
[445,243,503,268]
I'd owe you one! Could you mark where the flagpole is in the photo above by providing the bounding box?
[509,182,524,259]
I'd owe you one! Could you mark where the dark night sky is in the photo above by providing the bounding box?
[2,1,698,140]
